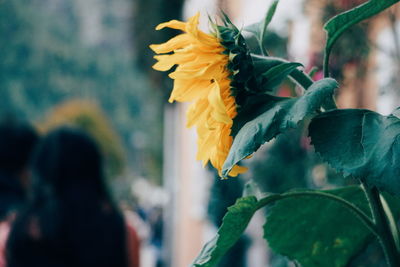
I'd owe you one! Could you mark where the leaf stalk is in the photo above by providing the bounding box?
[361,183,400,267]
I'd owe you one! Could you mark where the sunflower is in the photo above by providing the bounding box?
[150,13,248,177]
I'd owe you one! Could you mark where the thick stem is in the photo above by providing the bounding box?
[289,69,338,110]
[362,184,400,267]
[380,195,400,252]
[323,47,330,78]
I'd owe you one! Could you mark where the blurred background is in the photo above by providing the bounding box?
[1,0,400,266]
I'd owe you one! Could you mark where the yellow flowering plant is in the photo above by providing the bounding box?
[151,11,315,178]
[151,0,400,266]
[150,13,254,177]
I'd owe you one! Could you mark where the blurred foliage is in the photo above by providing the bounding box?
[0,0,164,184]
[39,99,126,179]
[249,126,346,194]
[133,0,185,101]
[133,0,185,68]
[207,174,249,267]
[249,130,310,194]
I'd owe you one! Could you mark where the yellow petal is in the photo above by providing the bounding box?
[155,19,186,31]
[149,34,191,54]
[186,99,209,126]
[169,64,209,79]
[153,53,195,71]
[197,130,217,161]
[227,165,248,177]
[186,13,222,47]
[208,82,232,124]
[170,80,211,102]
[181,51,226,67]
[186,13,200,38]
[169,61,223,80]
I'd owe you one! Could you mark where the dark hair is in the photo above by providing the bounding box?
[0,118,38,220]
[6,127,127,267]
[0,117,38,174]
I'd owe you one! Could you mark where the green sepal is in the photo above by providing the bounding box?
[210,14,309,112]
[214,20,257,99]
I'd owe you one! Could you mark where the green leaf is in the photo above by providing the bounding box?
[223,78,338,177]
[264,186,373,267]
[242,0,279,56]
[192,196,259,267]
[251,55,287,76]
[250,54,314,91]
[259,0,279,55]
[309,109,400,196]
[260,0,279,35]
[232,94,287,136]
[260,62,303,92]
[324,0,399,76]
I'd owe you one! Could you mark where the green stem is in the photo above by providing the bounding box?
[323,47,330,78]
[259,0,279,56]
[256,190,377,236]
[361,184,400,267]
[289,69,314,90]
[380,195,400,252]
[250,55,315,91]
[290,68,338,110]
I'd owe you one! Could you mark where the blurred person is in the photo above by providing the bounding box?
[148,207,163,267]
[6,127,139,267]
[120,202,147,267]
[0,118,38,267]
[0,118,38,219]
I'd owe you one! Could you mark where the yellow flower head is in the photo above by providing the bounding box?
[150,13,247,177]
